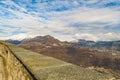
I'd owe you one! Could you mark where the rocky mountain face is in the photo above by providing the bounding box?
[5,35,120,79]
[72,39,120,51]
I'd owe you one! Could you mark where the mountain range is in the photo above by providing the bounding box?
[72,39,120,51]
[5,35,120,79]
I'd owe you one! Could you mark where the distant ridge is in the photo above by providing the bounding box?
[5,39,21,44]
[72,39,120,51]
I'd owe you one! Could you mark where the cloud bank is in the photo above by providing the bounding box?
[0,0,120,41]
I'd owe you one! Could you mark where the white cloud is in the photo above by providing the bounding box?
[0,33,38,40]
[0,0,120,41]
[49,7,120,26]
[74,32,120,41]
[74,33,98,41]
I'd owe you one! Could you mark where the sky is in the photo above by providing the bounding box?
[0,0,120,41]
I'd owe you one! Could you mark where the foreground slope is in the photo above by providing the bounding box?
[1,41,114,80]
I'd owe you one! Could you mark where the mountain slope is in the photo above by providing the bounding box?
[6,35,120,69]
[1,41,115,80]
[5,35,120,79]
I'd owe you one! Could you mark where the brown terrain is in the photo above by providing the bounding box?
[6,35,120,79]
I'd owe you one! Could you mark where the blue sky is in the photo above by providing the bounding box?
[0,0,120,41]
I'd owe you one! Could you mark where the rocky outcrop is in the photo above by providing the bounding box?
[0,42,33,80]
